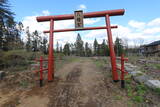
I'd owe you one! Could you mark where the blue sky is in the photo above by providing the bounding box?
[10,0,160,46]
[11,0,160,23]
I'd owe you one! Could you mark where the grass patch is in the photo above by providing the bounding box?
[114,95,122,100]
[55,56,81,71]
[153,88,160,95]
[132,96,144,103]
[147,63,160,70]
[125,74,148,104]
[141,70,148,73]
[126,83,146,103]
[0,50,45,71]
[94,60,104,68]
[155,64,160,69]
[127,101,133,107]
[93,57,108,68]
[135,84,147,96]
[126,84,133,97]
[19,80,29,88]
[66,56,81,62]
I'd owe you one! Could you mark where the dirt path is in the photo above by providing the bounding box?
[2,58,131,107]
[46,58,130,107]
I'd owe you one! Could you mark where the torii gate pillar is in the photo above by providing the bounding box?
[105,14,118,82]
[48,19,54,81]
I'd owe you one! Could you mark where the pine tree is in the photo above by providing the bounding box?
[105,40,110,56]
[93,38,98,56]
[63,43,70,55]
[75,33,84,56]
[85,42,89,56]
[14,22,24,49]
[70,43,76,55]
[26,27,32,51]
[1,16,16,50]
[97,44,101,56]
[60,46,63,53]
[0,0,15,50]
[32,30,38,51]
[56,41,59,53]
[41,37,48,54]
[85,42,92,57]
[114,37,124,56]
[101,39,108,56]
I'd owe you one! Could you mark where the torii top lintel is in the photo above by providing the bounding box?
[36,9,125,22]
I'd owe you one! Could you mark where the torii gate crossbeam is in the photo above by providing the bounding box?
[36,9,125,82]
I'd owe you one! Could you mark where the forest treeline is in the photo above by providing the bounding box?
[60,33,124,57]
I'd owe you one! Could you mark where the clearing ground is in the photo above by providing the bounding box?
[47,58,130,107]
[0,57,159,107]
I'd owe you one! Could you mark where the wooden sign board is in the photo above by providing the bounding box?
[74,10,84,29]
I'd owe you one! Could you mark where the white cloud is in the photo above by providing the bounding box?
[84,18,101,25]
[143,27,160,35]
[54,18,101,29]
[54,32,77,47]
[42,10,50,16]
[22,15,49,33]
[112,25,131,38]
[84,25,132,45]
[148,18,160,26]
[84,30,106,39]
[84,18,160,46]
[128,20,146,29]
[54,20,74,29]
[77,4,87,10]
[116,20,160,46]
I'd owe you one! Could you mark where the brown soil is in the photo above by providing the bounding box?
[47,58,131,107]
[0,58,134,107]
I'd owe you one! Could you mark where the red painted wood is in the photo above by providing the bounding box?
[105,14,119,81]
[48,19,54,81]
[43,26,117,33]
[37,9,124,22]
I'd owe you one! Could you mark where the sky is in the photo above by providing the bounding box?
[10,0,160,47]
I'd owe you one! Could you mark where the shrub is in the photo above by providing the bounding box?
[3,50,28,67]
[0,50,44,70]
[154,88,160,95]
[132,96,144,103]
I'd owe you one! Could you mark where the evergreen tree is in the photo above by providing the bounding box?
[114,37,124,56]
[32,30,38,51]
[56,41,59,53]
[75,33,84,56]
[0,0,15,50]
[70,43,76,55]
[105,40,110,56]
[63,43,70,55]
[60,46,63,53]
[26,27,32,51]
[0,0,14,21]
[14,22,24,49]
[93,38,98,56]
[85,42,89,56]
[32,30,41,52]
[97,44,101,56]
[2,21,23,51]
[101,39,109,56]
[41,37,48,54]
[85,42,92,57]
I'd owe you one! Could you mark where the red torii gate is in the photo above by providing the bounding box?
[36,9,125,82]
